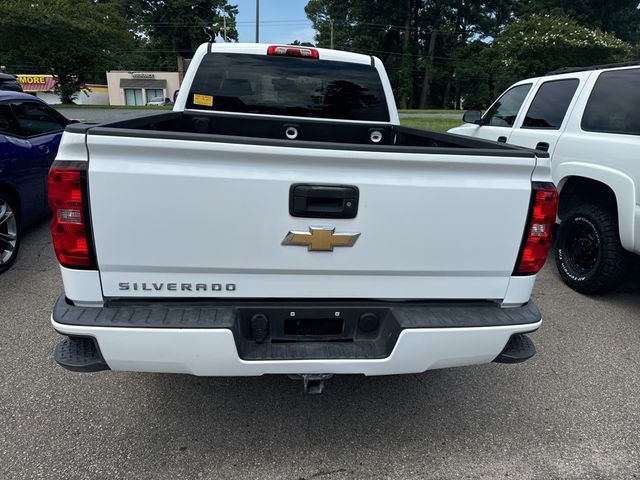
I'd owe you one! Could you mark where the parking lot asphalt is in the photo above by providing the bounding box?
[1,221,639,480]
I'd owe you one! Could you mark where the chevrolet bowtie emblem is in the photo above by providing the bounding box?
[282,226,360,251]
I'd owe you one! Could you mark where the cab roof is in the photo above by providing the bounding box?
[0,91,40,102]
[547,60,640,75]
[205,42,376,66]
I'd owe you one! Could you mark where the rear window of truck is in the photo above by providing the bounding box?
[186,53,390,122]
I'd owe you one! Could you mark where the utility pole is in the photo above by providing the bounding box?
[177,56,185,84]
[223,15,227,42]
[255,0,260,43]
[330,19,334,49]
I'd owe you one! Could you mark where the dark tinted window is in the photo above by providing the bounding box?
[0,105,20,135]
[11,101,67,136]
[522,79,579,129]
[187,53,390,121]
[0,73,22,92]
[482,84,532,127]
[582,68,640,135]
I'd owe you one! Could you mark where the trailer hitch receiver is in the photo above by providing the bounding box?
[289,374,333,395]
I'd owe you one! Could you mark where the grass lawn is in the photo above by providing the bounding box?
[400,117,463,132]
[398,109,462,114]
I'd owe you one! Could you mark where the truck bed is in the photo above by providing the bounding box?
[67,111,540,157]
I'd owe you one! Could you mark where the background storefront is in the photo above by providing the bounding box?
[106,71,180,105]
[16,74,108,105]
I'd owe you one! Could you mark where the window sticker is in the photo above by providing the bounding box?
[193,94,213,107]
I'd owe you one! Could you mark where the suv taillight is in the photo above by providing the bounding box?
[48,163,96,269]
[514,183,559,275]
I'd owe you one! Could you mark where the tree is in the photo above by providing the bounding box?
[290,40,315,47]
[304,0,523,109]
[305,0,358,52]
[517,0,640,42]
[489,15,632,89]
[125,0,239,69]
[305,0,420,107]
[303,1,635,109]
[0,0,135,103]
[448,40,492,109]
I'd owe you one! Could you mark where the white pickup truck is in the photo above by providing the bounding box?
[49,43,556,393]
[450,63,640,294]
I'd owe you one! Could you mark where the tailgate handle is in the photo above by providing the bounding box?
[290,184,359,219]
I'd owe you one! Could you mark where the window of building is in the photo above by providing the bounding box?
[146,89,164,102]
[124,88,144,106]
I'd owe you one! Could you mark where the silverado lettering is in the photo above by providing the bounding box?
[118,282,237,292]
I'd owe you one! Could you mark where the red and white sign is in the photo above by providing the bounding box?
[17,74,56,92]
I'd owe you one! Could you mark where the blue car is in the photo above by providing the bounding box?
[0,91,72,273]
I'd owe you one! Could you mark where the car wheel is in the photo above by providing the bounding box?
[555,204,629,294]
[0,193,20,274]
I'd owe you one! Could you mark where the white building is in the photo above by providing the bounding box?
[106,71,180,105]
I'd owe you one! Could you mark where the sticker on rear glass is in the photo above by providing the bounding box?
[193,94,213,107]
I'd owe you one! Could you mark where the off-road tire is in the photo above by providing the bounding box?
[555,204,629,294]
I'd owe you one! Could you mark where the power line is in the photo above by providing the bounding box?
[135,19,310,26]
[128,18,481,36]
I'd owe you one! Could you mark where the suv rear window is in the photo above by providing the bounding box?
[582,68,640,136]
[187,53,390,122]
[522,79,579,129]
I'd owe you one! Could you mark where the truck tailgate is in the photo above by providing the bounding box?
[86,134,535,300]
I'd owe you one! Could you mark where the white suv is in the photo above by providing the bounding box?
[450,63,640,294]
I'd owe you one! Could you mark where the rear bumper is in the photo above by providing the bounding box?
[51,295,542,376]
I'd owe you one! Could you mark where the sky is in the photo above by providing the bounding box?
[232,0,316,44]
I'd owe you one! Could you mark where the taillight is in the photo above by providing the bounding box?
[48,163,96,269]
[514,183,559,275]
[267,45,319,59]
